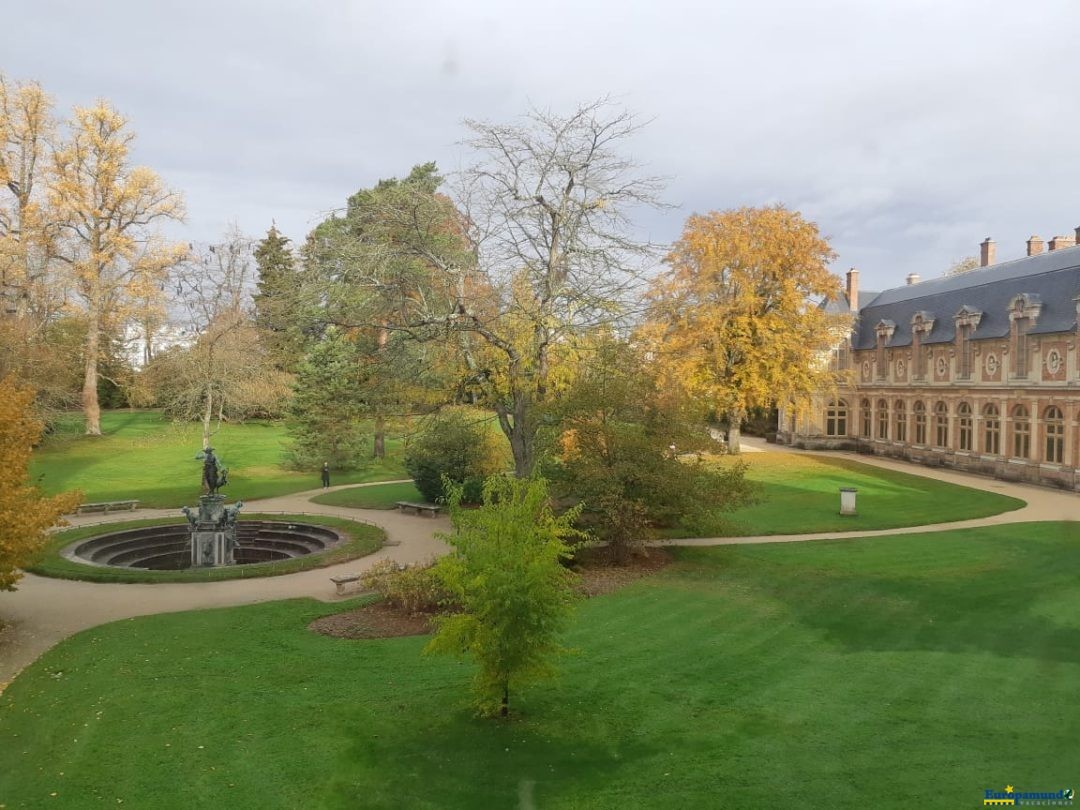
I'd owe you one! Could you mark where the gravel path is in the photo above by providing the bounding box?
[1,452,1077,687]
[0,481,449,686]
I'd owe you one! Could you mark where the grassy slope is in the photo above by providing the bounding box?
[26,514,385,583]
[2,521,1077,808]
[676,452,1025,536]
[310,481,424,509]
[30,411,407,508]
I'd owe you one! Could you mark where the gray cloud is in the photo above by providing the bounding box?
[7,0,1080,291]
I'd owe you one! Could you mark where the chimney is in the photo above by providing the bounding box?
[980,237,995,267]
[906,273,921,286]
[1027,235,1045,256]
[845,267,859,311]
[1048,235,1076,251]
[1075,225,1080,245]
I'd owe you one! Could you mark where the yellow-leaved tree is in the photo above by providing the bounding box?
[644,205,845,453]
[0,375,81,590]
[0,75,59,318]
[50,101,186,435]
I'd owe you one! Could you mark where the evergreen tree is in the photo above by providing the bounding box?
[253,224,312,370]
[287,330,369,470]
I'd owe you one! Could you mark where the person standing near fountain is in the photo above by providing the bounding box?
[321,462,331,489]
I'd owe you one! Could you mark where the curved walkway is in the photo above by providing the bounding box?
[0,480,450,687]
[2,452,1078,687]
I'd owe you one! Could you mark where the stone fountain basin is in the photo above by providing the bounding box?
[63,521,347,571]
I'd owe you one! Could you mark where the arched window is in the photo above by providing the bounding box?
[934,401,949,447]
[914,401,927,445]
[894,400,907,443]
[826,399,848,437]
[1011,405,1030,459]
[983,403,1000,455]
[1044,406,1064,464]
[860,398,871,438]
[877,399,889,439]
[957,402,973,451]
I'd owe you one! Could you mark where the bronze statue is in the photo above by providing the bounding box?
[196,447,229,495]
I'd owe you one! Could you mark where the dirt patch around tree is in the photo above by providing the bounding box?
[309,599,433,640]
[309,548,675,640]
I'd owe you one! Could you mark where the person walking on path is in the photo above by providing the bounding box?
[321,462,331,489]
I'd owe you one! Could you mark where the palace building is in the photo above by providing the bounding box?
[778,227,1080,491]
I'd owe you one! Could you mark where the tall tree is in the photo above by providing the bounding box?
[288,329,369,470]
[645,205,844,453]
[50,101,185,434]
[0,74,59,320]
[309,163,467,457]
[0,75,79,418]
[427,476,582,718]
[316,103,666,476]
[0,375,81,591]
[253,224,313,370]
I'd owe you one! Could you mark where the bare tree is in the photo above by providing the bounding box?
[944,256,980,277]
[137,226,288,448]
[450,101,667,474]
[172,223,256,333]
[318,101,667,476]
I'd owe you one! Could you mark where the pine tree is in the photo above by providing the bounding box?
[287,330,369,471]
[253,224,310,370]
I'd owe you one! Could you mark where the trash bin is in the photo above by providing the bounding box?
[839,487,858,516]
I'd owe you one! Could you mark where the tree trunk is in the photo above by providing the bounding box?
[494,398,535,479]
[510,396,534,478]
[202,388,214,449]
[82,313,102,435]
[727,409,744,455]
[373,416,385,459]
[501,683,509,718]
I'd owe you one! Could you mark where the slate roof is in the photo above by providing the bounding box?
[852,246,1080,350]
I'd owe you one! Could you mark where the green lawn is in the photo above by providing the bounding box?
[26,513,385,583]
[30,410,407,508]
[2,521,1077,808]
[671,452,1025,537]
[310,481,424,509]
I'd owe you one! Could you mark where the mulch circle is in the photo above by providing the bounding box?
[309,600,433,640]
[309,547,675,640]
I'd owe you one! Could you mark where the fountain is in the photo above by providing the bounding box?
[63,446,348,572]
[180,447,243,567]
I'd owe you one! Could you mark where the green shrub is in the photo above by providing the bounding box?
[403,409,505,503]
[360,558,448,615]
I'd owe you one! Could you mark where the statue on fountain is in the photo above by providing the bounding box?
[197,447,229,495]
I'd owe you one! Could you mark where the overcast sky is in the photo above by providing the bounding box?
[7,0,1080,292]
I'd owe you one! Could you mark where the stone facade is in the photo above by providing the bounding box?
[779,237,1080,491]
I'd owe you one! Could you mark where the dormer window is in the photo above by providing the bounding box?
[874,320,895,379]
[1009,294,1042,378]
[910,311,935,380]
[953,306,982,380]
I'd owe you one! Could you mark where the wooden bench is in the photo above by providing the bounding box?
[75,499,140,515]
[395,501,441,518]
[330,573,362,596]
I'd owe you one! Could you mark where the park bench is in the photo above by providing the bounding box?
[330,573,362,596]
[75,499,140,515]
[395,501,441,518]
